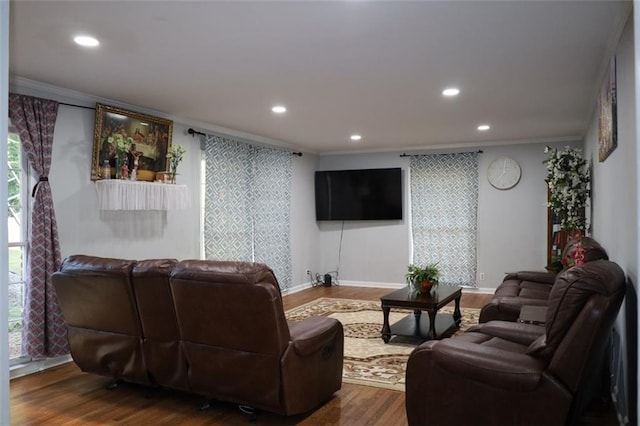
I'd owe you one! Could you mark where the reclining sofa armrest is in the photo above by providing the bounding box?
[288,316,342,357]
[503,270,557,284]
[412,338,547,391]
[467,321,545,345]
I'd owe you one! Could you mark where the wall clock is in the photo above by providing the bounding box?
[487,156,521,190]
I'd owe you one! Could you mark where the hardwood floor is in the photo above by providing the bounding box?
[9,286,614,425]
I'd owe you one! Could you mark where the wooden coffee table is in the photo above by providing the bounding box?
[380,285,462,343]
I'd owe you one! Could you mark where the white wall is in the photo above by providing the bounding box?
[477,142,580,286]
[32,86,573,293]
[585,12,637,424]
[47,106,202,260]
[316,153,409,285]
[290,153,322,289]
[586,14,637,274]
[9,80,321,290]
[317,140,577,290]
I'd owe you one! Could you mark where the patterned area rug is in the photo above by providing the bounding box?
[285,297,480,391]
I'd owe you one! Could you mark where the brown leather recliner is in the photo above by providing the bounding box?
[479,236,609,323]
[53,255,151,385]
[170,260,344,415]
[405,259,626,425]
[53,255,343,416]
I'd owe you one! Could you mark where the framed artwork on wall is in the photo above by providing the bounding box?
[91,103,173,180]
[598,56,617,162]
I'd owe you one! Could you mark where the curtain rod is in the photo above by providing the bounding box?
[57,106,305,156]
[400,149,483,157]
[188,128,303,156]
[59,102,95,110]
[55,107,302,157]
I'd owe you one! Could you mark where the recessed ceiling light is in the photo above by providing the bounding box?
[350,134,362,141]
[73,35,100,47]
[477,124,491,131]
[271,105,286,114]
[442,87,460,97]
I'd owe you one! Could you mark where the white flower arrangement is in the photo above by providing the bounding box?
[166,144,187,183]
[544,145,590,233]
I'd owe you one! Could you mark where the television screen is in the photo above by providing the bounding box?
[315,168,402,221]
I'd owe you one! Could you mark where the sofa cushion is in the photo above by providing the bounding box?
[480,237,609,324]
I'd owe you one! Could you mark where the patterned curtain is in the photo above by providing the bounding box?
[203,135,292,290]
[410,152,478,287]
[9,93,68,357]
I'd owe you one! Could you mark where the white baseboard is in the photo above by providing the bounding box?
[337,280,405,289]
[337,280,496,294]
[461,286,496,295]
[282,281,313,295]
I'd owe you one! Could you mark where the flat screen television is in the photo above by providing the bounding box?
[315,168,402,221]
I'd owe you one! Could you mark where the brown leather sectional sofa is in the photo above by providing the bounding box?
[406,259,626,425]
[52,255,344,416]
[479,236,609,323]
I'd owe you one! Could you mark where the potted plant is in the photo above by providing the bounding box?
[405,263,441,294]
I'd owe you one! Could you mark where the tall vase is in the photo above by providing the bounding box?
[114,156,121,179]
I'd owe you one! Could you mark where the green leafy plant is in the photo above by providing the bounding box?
[108,134,133,158]
[405,263,441,293]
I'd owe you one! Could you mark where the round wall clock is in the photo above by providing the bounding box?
[487,156,521,190]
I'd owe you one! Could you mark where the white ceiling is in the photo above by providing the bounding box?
[9,1,630,154]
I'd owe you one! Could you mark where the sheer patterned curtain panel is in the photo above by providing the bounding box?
[203,135,292,290]
[410,152,479,287]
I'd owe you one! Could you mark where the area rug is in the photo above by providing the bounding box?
[285,297,480,392]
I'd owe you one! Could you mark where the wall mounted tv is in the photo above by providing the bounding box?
[315,168,402,221]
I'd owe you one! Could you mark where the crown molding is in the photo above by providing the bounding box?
[9,76,312,155]
[319,135,582,157]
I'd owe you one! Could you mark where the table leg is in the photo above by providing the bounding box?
[427,309,437,340]
[381,306,391,343]
[453,293,462,326]
[413,309,422,337]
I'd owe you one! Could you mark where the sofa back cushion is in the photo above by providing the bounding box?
[133,259,179,339]
[52,255,149,384]
[170,260,289,353]
[170,260,289,408]
[132,259,189,390]
[526,260,625,393]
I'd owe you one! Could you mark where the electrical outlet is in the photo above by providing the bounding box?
[305,269,311,275]
[479,272,485,281]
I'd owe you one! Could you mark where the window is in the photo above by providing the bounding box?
[7,124,30,364]
[409,152,479,287]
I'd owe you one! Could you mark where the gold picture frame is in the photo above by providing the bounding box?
[598,56,617,162]
[91,103,173,180]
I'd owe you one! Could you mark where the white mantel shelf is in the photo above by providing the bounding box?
[95,180,191,211]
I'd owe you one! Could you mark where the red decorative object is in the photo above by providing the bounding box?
[562,232,587,268]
